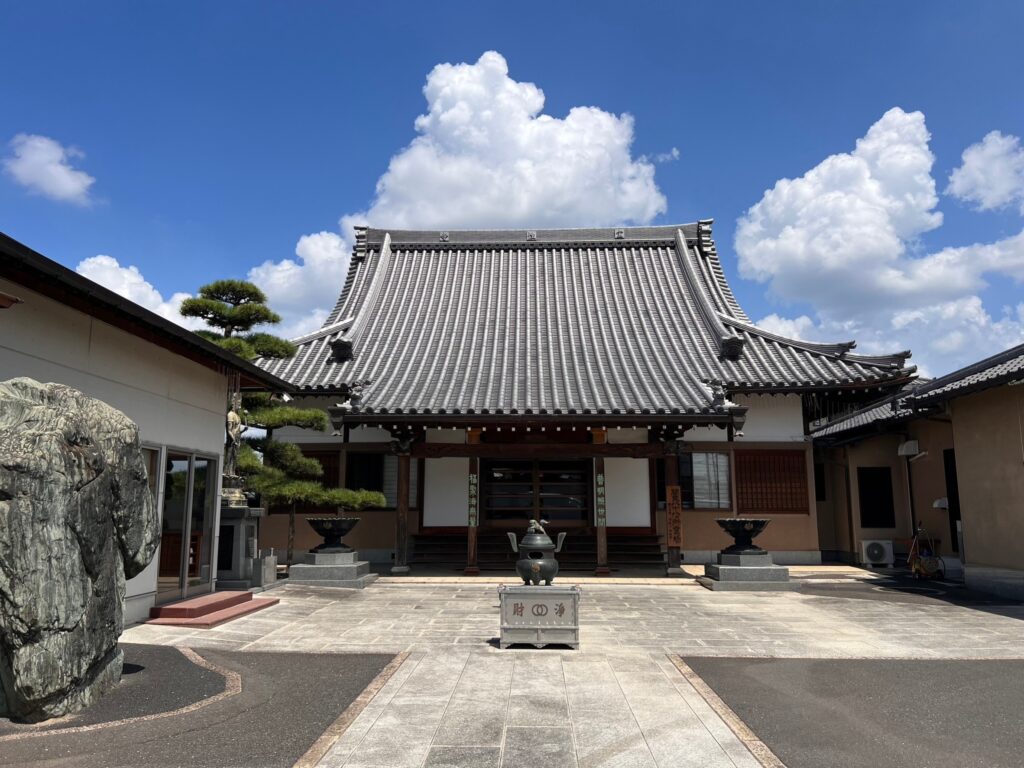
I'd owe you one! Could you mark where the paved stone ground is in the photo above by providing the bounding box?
[120,575,1024,767]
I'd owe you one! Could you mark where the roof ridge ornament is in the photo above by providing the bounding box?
[702,377,728,406]
[330,337,354,363]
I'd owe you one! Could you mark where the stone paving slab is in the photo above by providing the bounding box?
[123,579,1024,661]
[118,576,1024,767]
[312,653,758,768]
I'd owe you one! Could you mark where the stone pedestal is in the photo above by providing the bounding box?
[217,505,277,591]
[698,551,797,591]
[498,585,580,649]
[287,551,378,589]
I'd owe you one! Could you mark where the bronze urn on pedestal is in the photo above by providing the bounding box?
[508,520,567,585]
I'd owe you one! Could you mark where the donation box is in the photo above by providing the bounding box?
[498,584,580,649]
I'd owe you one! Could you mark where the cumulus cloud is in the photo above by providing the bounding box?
[251,51,667,338]
[76,255,204,329]
[4,134,96,205]
[247,231,350,338]
[735,107,1024,376]
[946,130,1024,213]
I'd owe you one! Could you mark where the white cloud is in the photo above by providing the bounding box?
[946,130,1024,213]
[76,255,203,329]
[252,51,667,338]
[247,231,350,338]
[4,134,96,205]
[736,107,1024,377]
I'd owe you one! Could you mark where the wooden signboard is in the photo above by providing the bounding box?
[666,485,683,548]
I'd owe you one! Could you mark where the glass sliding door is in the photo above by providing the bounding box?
[156,451,220,603]
[158,452,190,603]
[481,459,591,528]
[188,457,218,592]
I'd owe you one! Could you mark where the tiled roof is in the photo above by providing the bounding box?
[909,343,1024,406]
[811,382,924,439]
[259,223,914,417]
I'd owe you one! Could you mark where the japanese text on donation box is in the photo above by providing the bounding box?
[505,594,577,626]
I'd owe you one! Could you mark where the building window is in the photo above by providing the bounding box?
[346,452,385,492]
[679,453,731,510]
[339,451,418,509]
[857,466,896,528]
[736,450,809,514]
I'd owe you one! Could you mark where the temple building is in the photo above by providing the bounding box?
[258,223,915,573]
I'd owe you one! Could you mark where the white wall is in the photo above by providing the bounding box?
[604,458,651,526]
[426,428,466,443]
[687,394,805,443]
[1,279,228,622]
[0,280,227,454]
[607,428,649,444]
[423,458,469,526]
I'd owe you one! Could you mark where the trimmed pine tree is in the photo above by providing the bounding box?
[182,279,384,563]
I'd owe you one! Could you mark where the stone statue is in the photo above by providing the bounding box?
[225,406,246,478]
[0,378,160,721]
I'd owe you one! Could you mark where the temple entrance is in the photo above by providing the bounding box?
[480,458,591,529]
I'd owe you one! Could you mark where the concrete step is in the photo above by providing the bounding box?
[147,596,279,628]
[149,590,251,619]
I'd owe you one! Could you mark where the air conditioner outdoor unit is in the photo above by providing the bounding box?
[860,539,894,567]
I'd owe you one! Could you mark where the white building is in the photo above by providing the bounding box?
[0,232,287,622]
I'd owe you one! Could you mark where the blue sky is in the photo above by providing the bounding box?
[2,2,1023,376]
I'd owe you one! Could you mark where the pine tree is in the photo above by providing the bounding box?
[182,279,385,563]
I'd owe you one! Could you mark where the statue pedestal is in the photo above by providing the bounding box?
[287,550,378,589]
[217,505,277,591]
[697,550,796,591]
[498,585,580,649]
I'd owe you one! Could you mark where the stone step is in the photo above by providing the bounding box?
[148,590,251,619]
[286,573,379,589]
[288,560,370,580]
[147,596,279,627]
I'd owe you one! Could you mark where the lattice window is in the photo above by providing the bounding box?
[735,450,809,514]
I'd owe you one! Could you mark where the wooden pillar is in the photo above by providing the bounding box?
[392,452,411,575]
[665,453,684,576]
[593,429,610,575]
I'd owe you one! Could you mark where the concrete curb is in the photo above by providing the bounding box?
[668,654,787,768]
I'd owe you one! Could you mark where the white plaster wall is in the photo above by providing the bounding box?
[426,428,466,443]
[607,428,649,444]
[423,458,469,526]
[1,279,228,619]
[688,394,805,443]
[346,426,392,443]
[604,458,651,526]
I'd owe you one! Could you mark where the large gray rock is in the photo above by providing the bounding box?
[0,378,159,721]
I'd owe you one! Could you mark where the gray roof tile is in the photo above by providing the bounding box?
[259,224,914,415]
[909,343,1024,405]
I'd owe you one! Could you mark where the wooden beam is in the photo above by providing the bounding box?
[392,453,411,575]
[411,442,681,459]
[594,456,609,575]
